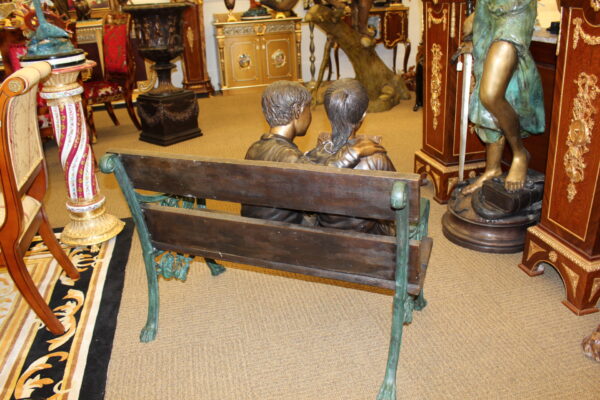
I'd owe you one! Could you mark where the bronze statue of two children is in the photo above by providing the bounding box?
[242,78,395,235]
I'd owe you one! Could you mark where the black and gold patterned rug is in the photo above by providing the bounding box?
[0,219,133,400]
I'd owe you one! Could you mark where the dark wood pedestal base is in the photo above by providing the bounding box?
[137,90,202,146]
[414,150,485,204]
[519,225,600,315]
[442,187,540,253]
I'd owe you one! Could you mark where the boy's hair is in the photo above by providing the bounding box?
[262,81,312,127]
[324,79,369,151]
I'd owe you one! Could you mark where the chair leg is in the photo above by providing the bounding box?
[38,207,80,280]
[125,92,142,130]
[85,104,97,144]
[1,244,65,335]
[105,102,120,126]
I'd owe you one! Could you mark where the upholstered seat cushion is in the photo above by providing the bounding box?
[84,81,125,104]
[0,192,42,245]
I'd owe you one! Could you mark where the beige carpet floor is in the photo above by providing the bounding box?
[42,90,599,399]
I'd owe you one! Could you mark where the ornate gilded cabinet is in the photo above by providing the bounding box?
[414,0,486,204]
[519,0,600,315]
[213,14,302,92]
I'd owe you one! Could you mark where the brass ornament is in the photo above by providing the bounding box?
[573,18,600,49]
[549,250,558,263]
[186,26,195,49]
[591,278,600,302]
[239,53,252,69]
[563,73,599,202]
[271,49,287,68]
[7,79,24,94]
[427,7,448,32]
[430,43,443,130]
[563,264,580,295]
[592,0,600,12]
[447,176,458,194]
[526,240,546,262]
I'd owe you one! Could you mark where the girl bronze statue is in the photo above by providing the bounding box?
[461,0,545,195]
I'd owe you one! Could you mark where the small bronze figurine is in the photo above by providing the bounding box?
[306,78,395,235]
[241,80,384,223]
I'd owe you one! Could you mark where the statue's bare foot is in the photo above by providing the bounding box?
[505,151,530,192]
[461,168,502,196]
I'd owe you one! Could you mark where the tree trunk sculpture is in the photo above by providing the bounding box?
[305,4,410,112]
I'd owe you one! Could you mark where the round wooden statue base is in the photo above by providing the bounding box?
[442,186,540,254]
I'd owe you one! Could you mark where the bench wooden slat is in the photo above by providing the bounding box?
[143,204,422,288]
[112,150,421,222]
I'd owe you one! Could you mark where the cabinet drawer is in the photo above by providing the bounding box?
[263,34,294,82]
[225,37,262,87]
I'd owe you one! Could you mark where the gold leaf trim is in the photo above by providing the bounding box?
[447,176,458,194]
[563,73,599,202]
[526,240,546,262]
[590,278,600,302]
[527,226,600,272]
[563,263,580,295]
[427,8,448,32]
[430,43,443,131]
[573,18,600,49]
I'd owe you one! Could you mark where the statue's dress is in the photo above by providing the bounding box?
[469,0,545,143]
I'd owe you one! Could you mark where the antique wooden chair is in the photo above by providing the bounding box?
[83,11,141,141]
[0,62,80,335]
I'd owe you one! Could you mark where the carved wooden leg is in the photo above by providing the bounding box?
[1,242,65,335]
[84,102,97,144]
[38,208,80,280]
[392,46,397,74]
[104,102,120,126]
[124,90,142,130]
[520,226,600,315]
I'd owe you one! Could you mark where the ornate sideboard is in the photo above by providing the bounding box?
[519,0,600,315]
[213,13,301,92]
[414,0,486,204]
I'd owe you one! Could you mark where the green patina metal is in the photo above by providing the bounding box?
[99,154,225,342]
[26,0,77,57]
[377,181,428,400]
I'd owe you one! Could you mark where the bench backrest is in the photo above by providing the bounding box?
[114,149,422,223]
[103,149,429,291]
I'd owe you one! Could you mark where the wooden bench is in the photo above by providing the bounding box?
[100,149,432,400]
